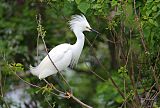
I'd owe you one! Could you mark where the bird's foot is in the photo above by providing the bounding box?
[43,79,55,88]
[66,91,72,99]
[46,83,55,89]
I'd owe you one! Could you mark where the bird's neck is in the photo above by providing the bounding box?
[71,30,85,65]
[73,30,85,49]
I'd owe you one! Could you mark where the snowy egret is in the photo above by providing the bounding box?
[30,14,99,79]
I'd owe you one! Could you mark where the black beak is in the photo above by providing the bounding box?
[90,28,100,34]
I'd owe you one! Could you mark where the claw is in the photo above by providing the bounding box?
[66,92,72,99]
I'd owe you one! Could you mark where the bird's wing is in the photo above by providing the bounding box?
[38,46,72,79]
[30,43,73,79]
[39,43,72,68]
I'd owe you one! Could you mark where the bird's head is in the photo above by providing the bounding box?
[69,14,99,33]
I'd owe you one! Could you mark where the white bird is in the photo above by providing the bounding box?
[30,14,99,79]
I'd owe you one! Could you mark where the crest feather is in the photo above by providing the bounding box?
[69,14,88,31]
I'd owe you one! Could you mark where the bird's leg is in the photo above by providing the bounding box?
[68,88,73,95]
[66,91,72,99]
[43,79,54,88]
[57,71,73,93]
[43,79,66,95]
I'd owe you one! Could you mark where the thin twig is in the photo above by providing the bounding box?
[85,37,125,99]
[151,91,160,101]
[120,90,133,108]
[36,15,40,62]
[130,53,140,106]
[43,79,65,95]
[101,36,121,44]
[44,95,55,108]
[15,73,92,108]
[71,94,93,108]
[14,72,61,97]
[133,0,147,53]
[15,73,41,88]
[151,51,160,91]
[151,66,160,91]
[85,63,106,82]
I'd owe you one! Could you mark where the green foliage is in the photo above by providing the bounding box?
[8,63,24,74]
[37,16,47,38]
[77,2,90,14]
[95,77,124,107]
[118,66,128,79]
[1,61,11,75]
[142,0,160,49]
[36,84,54,94]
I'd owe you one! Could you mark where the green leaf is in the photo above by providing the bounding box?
[154,10,160,18]
[77,2,90,13]
[75,0,81,4]
[147,0,153,3]
[16,63,23,67]
[146,10,152,16]
[152,6,157,11]
[155,0,160,2]
[10,63,24,72]
[111,0,118,7]
[92,4,102,9]
[149,19,158,26]
[157,4,160,8]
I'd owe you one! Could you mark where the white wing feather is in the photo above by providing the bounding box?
[30,43,72,79]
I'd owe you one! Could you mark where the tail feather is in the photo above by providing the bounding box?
[30,65,40,77]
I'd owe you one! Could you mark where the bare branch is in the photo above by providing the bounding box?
[85,37,125,99]
[71,94,93,108]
